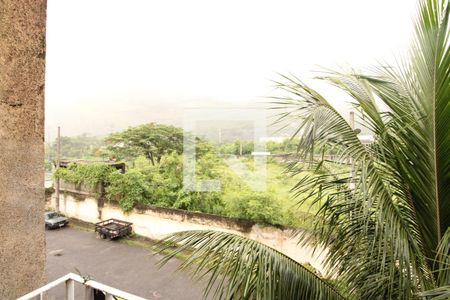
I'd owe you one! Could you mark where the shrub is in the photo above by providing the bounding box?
[105,154,225,214]
[106,169,153,212]
[224,191,284,225]
[54,163,117,187]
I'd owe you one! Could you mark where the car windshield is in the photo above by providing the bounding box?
[46,212,58,220]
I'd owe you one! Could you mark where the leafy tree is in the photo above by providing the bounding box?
[105,123,184,164]
[157,1,450,299]
[105,123,213,164]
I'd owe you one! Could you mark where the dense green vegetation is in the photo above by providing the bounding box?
[106,154,224,213]
[51,123,323,227]
[54,163,115,187]
[54,153,319,226]
[219,138,300,155]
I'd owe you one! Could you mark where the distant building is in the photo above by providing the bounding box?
[358,135,374,145]
[57,159,126,173]
[251,151,271,156]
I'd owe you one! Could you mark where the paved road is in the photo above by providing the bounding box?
[46,227,206,299]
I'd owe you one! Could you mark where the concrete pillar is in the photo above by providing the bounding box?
[0,0,47,299]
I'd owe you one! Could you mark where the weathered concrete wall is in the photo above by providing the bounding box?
[0,0,47,298]
[49,193,328,275]
[50,191,101,224]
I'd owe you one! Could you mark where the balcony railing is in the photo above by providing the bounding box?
[17,273,147,300]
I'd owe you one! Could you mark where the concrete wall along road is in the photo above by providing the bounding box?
[48,188,328,276]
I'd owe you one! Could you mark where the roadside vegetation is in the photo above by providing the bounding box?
[51,123,335,228]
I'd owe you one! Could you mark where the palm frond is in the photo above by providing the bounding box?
[434,227,450,286]
[152,1,450,299]
[272,77,430,298]
[270,0,450,297]
[418,286,450,299]
[155,230,347,300]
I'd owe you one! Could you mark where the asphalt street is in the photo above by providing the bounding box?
[45,226,206,299]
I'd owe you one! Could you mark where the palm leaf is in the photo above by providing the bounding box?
[155,230,346,300]
[152,0,450,298]
[270,0,450,298]
[272,76,430,298]
[418,286,450,299]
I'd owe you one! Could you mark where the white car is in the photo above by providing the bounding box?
[45,212,69,229]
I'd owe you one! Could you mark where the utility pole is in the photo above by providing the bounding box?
[239,140,243,156]
[55,126,61,213]
[218,128,222,155]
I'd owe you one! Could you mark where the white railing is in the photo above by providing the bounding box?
[17,273,148,300]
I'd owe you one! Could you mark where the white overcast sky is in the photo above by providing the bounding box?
[45,0,418,138]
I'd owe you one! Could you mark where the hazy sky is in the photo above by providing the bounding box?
[45,0,418,138]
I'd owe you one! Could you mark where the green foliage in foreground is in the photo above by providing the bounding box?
[157,1,450,299]
[156,231,346,300]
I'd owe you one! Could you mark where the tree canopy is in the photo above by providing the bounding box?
[105,123,184,164]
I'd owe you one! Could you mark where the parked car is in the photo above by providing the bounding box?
[45,211,69,229]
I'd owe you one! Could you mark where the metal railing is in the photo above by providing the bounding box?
[17,273,148,300]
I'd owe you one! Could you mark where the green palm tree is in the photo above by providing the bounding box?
[156,0,450,298]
